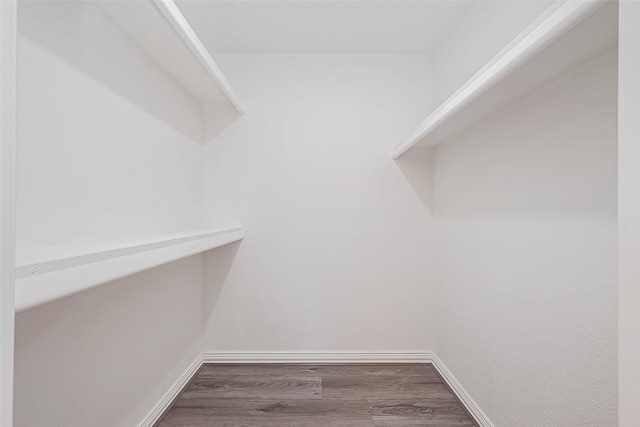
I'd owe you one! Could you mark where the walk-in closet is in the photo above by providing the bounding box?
[1,0,638,425]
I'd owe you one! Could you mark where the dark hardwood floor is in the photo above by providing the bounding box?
[155,364,476,426]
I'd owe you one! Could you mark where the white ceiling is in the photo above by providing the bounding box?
[175,1,471,53]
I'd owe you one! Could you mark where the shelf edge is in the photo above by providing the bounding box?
[392,0,605,159]
[151,0,246,115]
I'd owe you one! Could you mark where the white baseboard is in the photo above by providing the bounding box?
[430,353,495,427]
[137,353,204,427]
[139,351,494,427]
[202,351,433,364]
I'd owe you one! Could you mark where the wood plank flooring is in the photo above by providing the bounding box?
[156,364,476,426]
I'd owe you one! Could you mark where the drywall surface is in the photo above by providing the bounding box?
[432,49,617,426]
[433,0,553,105]
[619,2,640,425]
[14,256,203,427]
[16,1,203,251]
[176,0,469,54]
[201,54,435,351]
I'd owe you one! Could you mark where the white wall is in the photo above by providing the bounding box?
[16,1,203,251]
[432,49,618,426]
[618,1,640,425]
[434,0,553,105]
[14,256,204,426]
[14,2,206,425]
[200,54,435,352]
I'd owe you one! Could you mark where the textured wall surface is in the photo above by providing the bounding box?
[16,1,203,251]
[433,49,618,426]
[618,2,640,425]
[200,54,436,352]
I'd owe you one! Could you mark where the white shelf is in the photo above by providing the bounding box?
[98,0,245,114]
[15,227,244,312]
[392,0,617,159]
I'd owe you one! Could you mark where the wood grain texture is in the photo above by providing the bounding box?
[197,363,438,377]
[180,376,321,400]
[322,375,452,400]
[370,399,476,426]
[158,399,374,426]
[154,364,476,426]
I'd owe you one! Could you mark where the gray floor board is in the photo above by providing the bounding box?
[198,363,437,378]
[179,375,322,400]
[154,364,476,426]
[157,399,374,426]
[369,399,476,426]
[322,375,453,400]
